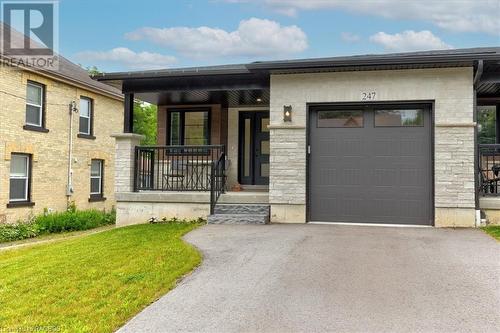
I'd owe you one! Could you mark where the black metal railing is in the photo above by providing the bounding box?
[478,144,500,196]
[210,151,226,214]
[134,145,225,192]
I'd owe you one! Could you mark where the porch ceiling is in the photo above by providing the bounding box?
[135,88,270,107]
[120,72,270,106]
[476,61,500,101]
[477,62,500,98]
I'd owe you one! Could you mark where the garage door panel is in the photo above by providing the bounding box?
[309,105,432,225]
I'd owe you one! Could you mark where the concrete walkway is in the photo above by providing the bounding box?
[118,224,500,333]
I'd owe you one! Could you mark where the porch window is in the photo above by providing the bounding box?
[478,105,497,144]
[168,108,210,145]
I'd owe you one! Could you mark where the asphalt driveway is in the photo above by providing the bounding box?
[118,224,500,333]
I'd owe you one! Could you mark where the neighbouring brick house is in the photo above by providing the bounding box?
[97,47,500,228]
[0,28,123,224]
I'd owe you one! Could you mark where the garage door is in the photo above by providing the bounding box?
[309,104,432,225]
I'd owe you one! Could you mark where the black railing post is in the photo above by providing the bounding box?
[133,146,139,192]
[210,161,216,214]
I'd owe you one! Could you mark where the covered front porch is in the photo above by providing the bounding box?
[105,65,272,225]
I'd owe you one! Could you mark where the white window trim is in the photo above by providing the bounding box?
[79,98,92,135]
[90,160,103,195]
[10,155,29,202]
[26,82,43,127]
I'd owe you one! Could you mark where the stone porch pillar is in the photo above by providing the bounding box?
[111,133,144,193]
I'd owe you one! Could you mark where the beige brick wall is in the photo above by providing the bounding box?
[270,67,475,226]
[0,65,123,223]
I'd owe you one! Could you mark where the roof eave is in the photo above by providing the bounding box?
[246,55,497,71]
[95,68,252,81]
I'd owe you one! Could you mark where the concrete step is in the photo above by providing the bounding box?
[207,214,269,225]
[214,204,270,215]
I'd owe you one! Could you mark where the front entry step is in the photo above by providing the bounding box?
[208,213,269,225]
[208,204,270,224]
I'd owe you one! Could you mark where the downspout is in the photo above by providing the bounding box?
[67,101,78,200]
[473,60,483,227]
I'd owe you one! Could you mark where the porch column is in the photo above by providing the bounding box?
[111,133,144,193]
[124,93,134,133]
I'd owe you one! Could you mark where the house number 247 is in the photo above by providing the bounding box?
[361,91,376,101]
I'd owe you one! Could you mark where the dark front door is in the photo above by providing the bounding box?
[309,104,433,225]
[239,111,270,185]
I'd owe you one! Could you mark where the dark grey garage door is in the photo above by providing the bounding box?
[309,104,432,225]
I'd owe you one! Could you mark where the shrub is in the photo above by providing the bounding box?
[0,221,40,243]
[0,209,115,243]
[35,209,115,233]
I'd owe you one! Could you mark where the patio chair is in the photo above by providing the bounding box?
[481,164,500,194]
[163,159,188,190]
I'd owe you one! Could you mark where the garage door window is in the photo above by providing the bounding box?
[317,110,363,128]
[375,109,424,127]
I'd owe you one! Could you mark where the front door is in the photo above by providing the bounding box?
[239,111,270,185]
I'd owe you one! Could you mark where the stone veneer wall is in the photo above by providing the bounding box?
[0,65,123,223]
[269,67,475,226]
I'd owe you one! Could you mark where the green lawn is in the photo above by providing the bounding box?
[482,225,500,241]
[0,223,201,333]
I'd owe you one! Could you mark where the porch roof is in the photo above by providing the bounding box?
[95,47,500,104]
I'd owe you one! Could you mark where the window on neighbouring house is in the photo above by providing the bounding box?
[26,82,44,127]
[478,105,497,144]
[168,109,210,145]
[90,159,103,197]
[9,154,30,202]
[79,97,93,135]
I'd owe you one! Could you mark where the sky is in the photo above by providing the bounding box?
[51,0,500,72]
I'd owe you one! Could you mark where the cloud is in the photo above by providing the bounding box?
[125,18,308,58]
[369,30,452,52]
[340,32,361,43]
[225,0,500,35]
[74,47,177,70]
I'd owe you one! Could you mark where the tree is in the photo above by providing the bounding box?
[133,102,158,145]
[85,65,102,77]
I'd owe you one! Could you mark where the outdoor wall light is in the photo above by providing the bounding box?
[283,105,292,122]
[256,97,262,103]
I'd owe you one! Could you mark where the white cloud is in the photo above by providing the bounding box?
[226,0,500,35]
[369,30,452,52]
[125,18,308,58]
[340,32,361,43]
[74,47,177,70]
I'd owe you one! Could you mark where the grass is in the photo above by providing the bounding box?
[482,225,500,241]
[0,223,201,333]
